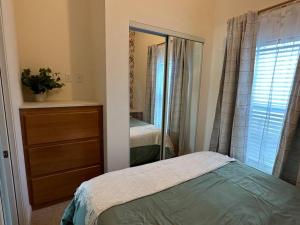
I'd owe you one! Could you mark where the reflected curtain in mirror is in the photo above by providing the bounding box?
[165,37,202,156]
[144,44,165,128]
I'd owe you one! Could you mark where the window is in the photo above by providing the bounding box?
[246,40,300,174]
[154,45,165,128]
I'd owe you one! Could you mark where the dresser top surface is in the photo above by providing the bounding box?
[20,101,101,109]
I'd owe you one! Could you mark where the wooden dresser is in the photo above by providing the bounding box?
[20,105,103,209]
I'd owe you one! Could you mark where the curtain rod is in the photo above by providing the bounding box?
[258,0,300,14]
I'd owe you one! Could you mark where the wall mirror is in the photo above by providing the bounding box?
[129,30,167,167]
[129,26,203,167]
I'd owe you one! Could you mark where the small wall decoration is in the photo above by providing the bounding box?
[21,68,64,102]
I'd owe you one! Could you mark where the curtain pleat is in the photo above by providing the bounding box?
[178,40,194,155]
[167,38,186,155]
[209,12,257,161]
[144,46,158,124]
[274,60,300,187]
[166,38,199,156]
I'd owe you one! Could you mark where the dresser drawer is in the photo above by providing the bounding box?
[30,165,100,207]
[21,107,101,145]
[28,139,101,177]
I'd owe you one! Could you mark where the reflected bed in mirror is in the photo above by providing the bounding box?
[130,117,174,166]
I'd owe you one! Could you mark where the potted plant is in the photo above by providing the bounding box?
[21,68,64,102]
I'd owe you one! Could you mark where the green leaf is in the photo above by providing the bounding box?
[20,68,64,94]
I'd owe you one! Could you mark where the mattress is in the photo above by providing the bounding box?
[61,153,300,225]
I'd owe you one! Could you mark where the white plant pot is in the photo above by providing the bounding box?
[35,93,47,102]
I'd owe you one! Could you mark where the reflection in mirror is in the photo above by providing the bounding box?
[164,37,203,158]
[129,30,167,167]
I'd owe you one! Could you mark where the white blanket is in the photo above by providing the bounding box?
[130,124,174,149]
[75,152,235,225]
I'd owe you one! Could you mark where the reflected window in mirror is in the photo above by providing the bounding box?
[153,44,165,128]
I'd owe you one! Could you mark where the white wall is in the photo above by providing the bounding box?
[133,32,165,113]
[13,0,106,103]
[14,0,73,101]
[89,0,106,104]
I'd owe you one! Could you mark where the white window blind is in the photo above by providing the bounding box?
[154,45,165,128]
[246,41,300,174]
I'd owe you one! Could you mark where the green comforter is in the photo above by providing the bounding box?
[61,162,300,225]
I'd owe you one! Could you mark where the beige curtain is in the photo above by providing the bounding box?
[274,60,300,187]
[144,45,158,123]
[210,12,257,161]
[167,38,186,155]
[167,38,189,156]
[178,40,195,156]
[166,37,199,156]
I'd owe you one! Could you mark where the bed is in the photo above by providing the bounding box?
[61,152,300,225]
[130,117,174,166]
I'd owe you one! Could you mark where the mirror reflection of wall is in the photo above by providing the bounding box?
[129,28,204,167]
[129,30,167,167]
